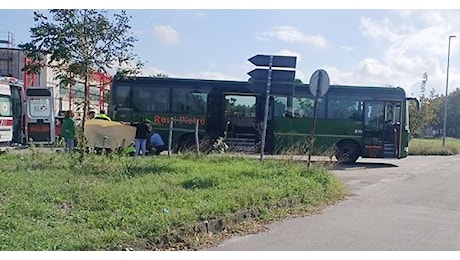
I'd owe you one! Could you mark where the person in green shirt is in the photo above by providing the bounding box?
[61,110,76,151]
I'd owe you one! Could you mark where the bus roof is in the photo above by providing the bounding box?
[113,76,249,85]
[113,76,407,98]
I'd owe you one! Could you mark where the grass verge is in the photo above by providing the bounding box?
[0,151,347,250]
[409,137,460,155]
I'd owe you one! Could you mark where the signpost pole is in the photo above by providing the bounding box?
[259,55,273,162]
[307,69,330,167]
[307,75,322,167]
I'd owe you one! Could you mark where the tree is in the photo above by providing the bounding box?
[409,73,443,137]
[444,88,460,137]
[20,9,143,131]
[408,73,427,136]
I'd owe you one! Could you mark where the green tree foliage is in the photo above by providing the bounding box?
[444,88,460,137]
[409,73,443,137]
[19,9,143,130]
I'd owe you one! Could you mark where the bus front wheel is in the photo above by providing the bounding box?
[174,137,194,153]
[335,140,360,164]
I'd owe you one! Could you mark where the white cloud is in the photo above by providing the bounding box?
[327,11,460,97]
[257,26,327,49]
[360,16,402,43]
[340,46,356,51]
[153,25,180,44]
[323,66,354,86]
[353,58,392,84]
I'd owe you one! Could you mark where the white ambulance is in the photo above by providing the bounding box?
[0,83,13,151]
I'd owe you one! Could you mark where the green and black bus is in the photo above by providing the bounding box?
[109,76,417,163]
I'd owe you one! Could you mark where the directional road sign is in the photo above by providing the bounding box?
[248,54,297,68]
[248,54,297,162]
[248,68,296,82]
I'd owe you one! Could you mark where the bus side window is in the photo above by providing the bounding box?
[294,109,305,118]
[350,111,362,120]
[273,96,288,118]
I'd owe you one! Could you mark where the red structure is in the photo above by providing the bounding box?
[22,57,37,140]
[68,84,73,110]
[23,57,36,89]
[92,72,112,110]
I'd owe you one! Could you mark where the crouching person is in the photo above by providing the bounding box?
[149,129,167,155]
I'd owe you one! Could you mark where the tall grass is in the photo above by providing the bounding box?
[409,137,460,155]
[0,151,347,250]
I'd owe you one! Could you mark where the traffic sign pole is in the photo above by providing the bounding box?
[259,55,273,162]
[248,54,297,162]
[307,78,322,167]
[307,69,330,167]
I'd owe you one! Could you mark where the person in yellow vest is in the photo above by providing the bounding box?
[95,109,111,121]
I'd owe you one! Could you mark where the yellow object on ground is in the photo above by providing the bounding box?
[84,120,136,150]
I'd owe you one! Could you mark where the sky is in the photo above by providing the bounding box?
[2,2,460,98]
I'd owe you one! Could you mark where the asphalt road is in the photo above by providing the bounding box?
[210,155,460,250]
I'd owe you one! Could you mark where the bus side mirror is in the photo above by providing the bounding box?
[406,97,420,111]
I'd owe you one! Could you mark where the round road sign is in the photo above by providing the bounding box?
[309,69,330,97]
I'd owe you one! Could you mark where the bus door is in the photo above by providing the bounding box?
[223,94,258,152]
[383,101,402,158]
[363,101,385,158]
[25,87,56,145]
[363,101,401,158]
[206,90,225,139]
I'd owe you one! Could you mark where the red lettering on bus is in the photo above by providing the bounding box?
[152,115,206,125]
[154,115,162,124]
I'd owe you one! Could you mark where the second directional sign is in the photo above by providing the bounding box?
[248,68,296,82]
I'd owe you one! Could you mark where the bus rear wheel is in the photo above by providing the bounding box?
[174,137,194,153]
[335,140,360,164]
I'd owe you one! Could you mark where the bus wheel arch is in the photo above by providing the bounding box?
[335,139,361,164]
[174,134,195,153]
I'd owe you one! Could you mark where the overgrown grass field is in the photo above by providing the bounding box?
[409,137,460,155]
[0,150,347,250]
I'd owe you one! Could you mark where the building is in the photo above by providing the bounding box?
[0,32,110,120]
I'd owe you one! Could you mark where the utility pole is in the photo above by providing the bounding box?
[442,35,456,146]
